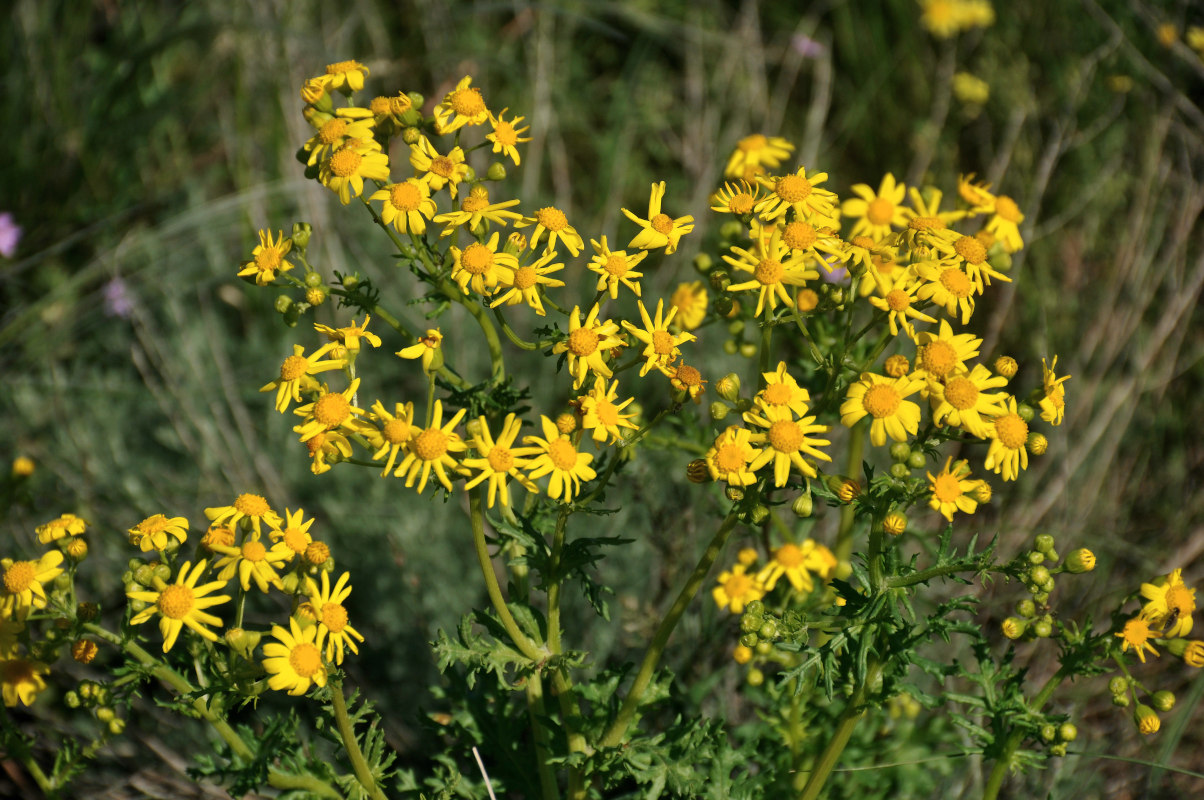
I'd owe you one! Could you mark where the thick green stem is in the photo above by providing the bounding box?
[330,677,388,800]
[599,510,741,748]
[798,660,882,800]
[468,493,544,662]
[981,667,1067,800]
[525,675,561,800]
[833,423,865,565]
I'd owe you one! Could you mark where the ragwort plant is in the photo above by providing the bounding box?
[3,56,1201,799]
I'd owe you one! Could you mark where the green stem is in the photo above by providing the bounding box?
[492,306,541,350]
[546,508,570,656]
[599,509,741,748]
[886,560,997,588]
[525,675,561,800]
[439,278,506,381]
[981,667,1068,800]
[798,660,882,800]
[330,677,388,800]
[833,423,865,565]
[468,492,544,661]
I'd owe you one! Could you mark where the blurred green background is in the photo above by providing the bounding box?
[3,0,1203,796]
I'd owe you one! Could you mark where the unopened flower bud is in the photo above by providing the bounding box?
[66,537,88,561]
[11,456,34,477]
[836,479,861,503]
[1059,722,1078,742]
[71,639,98,664]
[1034,534,1055,553]
[713,296,735,317]
[906,451,927,470]
[733,644,753,664]
[555,412,577,435]
[973,481,992,503]
[1109,676,1130,696]
[792,494,814,518]
[889,463,911,480]
[715,374,741,403]
[1064,548,1095,573]
[305,286,328,307]
[725,486,745,502]
[1001,617,1026,639]
[291,222,312,251]
[96,707,115,723]
[686,459,711,484]
[889,442,911,462]
[108,718,126,736]
[748,505,769,524]
[77,602,99,622]
[225,627,263,658]
[1029,565,1051,585]
[304,541,331,566]
[1032,620,1053,638]
[1135,704,1160,735]
[796,289,819,313]
[1028,550,1045,565]
[883,512,907,536]
[994,356,1018,378]
[1017,403,1035,422]
[708,271,730,292]
[1016,599,1037,618]
[709,401,731,422]
[1027,432,1048,455]
[739,342,757,359]
[274,295,293,315]
[486,162,507,181]
[693,253,713,273]
[1151,690,1175,712]
[1040,723,1057,742]
[401,127,422,145]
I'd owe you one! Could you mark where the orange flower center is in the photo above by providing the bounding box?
[995,196,1022,223]
[329,147,362,178]
[390,182,423,211]
[909,215,944,231]
[866,197,894,226]
[280,355,309,381]
[782,221,818,250]
[513,266,537,290]
[886,289,911,312]
[652,330,675,355]
[767,419,804,452]
[326,60,360,74]
[594,400,619,426]
[932,472,964,503]
[728,192,755,214]
[755,258,785,285]
[413,429,449,461]
[536,207,568,231]
[3,562,35,594]
[461,243,494,275]
[725,572,754,599]
[547,439,578,470]
[994,414,1029,449]
[852,235,876,249]
[674,365,702,386]
[954,235,987,264]
[487,447,515,472]
[944,376,979,410]
[568,327,600,356]
[282,528,309,553]
[242,540,267,562]
[290,642,324,677]
[318,118,348,145]
[604,254,629,277]
[234,493,270,517]
[775,174,812,203]
[939,267,974,299]
[775,543,804,567]
[305,542,331,566]
[738,134,768,152]
[863,384,902,418]
[450,87,485,116]
[429,156,455,178]
[382,418,411,445]
[921,341,958,378]
[650,213,674,234]
[763,383,791,406]
[314,393,351,427]
[461,194,489,213]
[320,602,348,633]
[255,247,282,271]
[158,584,195,620]
[714,442,747,473]
[493,120,518,146]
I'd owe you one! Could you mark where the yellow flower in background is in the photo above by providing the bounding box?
[127,560,230,652]
[982,194,1024,252]
[306,571,364,665]
[372,178,438,235]
[952,72,990,105]
[622,181,695,255]
[914,320,982,384]
[320,138,390,205]
[0,656,49,707]
[212,538,293,593]
[314,315,382,354]
[267,508,316,559]
[984,396,1029,481]
[516,206,584,256]
[756,362,812,418]
[1140,569,1196,638]
[712,564,766,613]
[1038,356,1071,426]
[368,400,415,477]
[0,551,64,618]
[705,426,761,487]
[919,0,994,39]
[451,232,519,297]
[434,75,490,134]
[397,328,444,374]
[263,618,327,696]
[304,430,352,475]
[927,363,1009,438]
[486,108,532,165]
[841,372,925,446]
[490,247,566,317]
[588,236,647,299]
[238,230,294,286]
[668,281,708,330]
[743,406,832,487]
[927,457,981,521]
[409,136,470,199]
[319,59,369,94]
[754,166,840,224]
[724,134,795,181]
[432,184,522,237]
[553,304,625,389]
[35,513,87,544]
[757,540,836,593]
[523,416,597,503]
[128,514,189,553]
[724,224,819,317]
[1188,26,1204,57]
[623,299,696,378]
[842,173,908,241]
[260,343,345,413]
[710,180,763,216]
[867,274,938,340]
[303,110,375,167]
[898,187,965,254]
[580,377,639,445]
[205,493,283,539]
[462,414,539,508]
[394,400,467,493]
[293,378,369,443]
[1117,616,1160,663]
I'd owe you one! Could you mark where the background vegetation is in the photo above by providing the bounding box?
[2,0,1202,796]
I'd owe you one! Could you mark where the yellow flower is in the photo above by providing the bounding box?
[914,320,982,384]
[621,181,695,254]
[668,281,708,330]
[523,416,597,503]
[490,247,566,317]
[705,426,762,487]
[394,400,467,493]
[127,560,230,652]
[409,135,469,199]
[212,539,293,593]
[462,414,539,508]
[724,134,794,180]
[623,299,696,378]
[755,362,812,418]
[302,110,375,167]
[553,304,625,389]
[1140,569,1197,639]
[1117,616,1160,663]
[305,571,364,665]
[368,400,416,477]
[371,179,438,235]
[397,329,444,374]
[914,259,978,325]
[267,508,316,559]
[319,138,390,205]
[669,363,707,402]
[35,513,87,544]
[304,430,352,475]
[588,236,647,299]
[842,173,908,241]
[712,565,766,613]
[927,364,1009,438]
[724,224,819,317]
[983,194,1024,253]
[898,187,965,255]
[293,379,371,445]
[743,406,832,487]
[433,75,490,134]
[952,72,990,105]
[1135,703,1161,735]
[984,396,1029,481]
[260,343,345,413]
[129,514,189,553]
[867,274,938,340]
[319,59,369,94]
[927,457,981,521]
[754,166,839,224]
[314,315,382,355]
[0,655,49,707]
[432,184,522,237]
[0,551,64,618]
[204,493,283,539]
[1038,356,1071,426]
[579,377,640,445]
[451,232,519,297]
[486,108,532,165]
[710,180,763,216]
[757,540,836,593]
[263,618,327,695]
[840,372,925,447]
[238,230,294,286]
[517,206,584,256]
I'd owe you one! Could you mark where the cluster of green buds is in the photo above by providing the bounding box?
[887,439,930,481]
[1108,676,1175,735]
[734,600,805,686]
[1001,535,1095,640]
[1037,719,1078,757]
[123,558,173,614]
[64,679,125,736]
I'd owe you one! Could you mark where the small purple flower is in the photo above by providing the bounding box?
[820,257,849,284]
[0,213,22,258]
[103,277,135,318]
[791,34,826,59]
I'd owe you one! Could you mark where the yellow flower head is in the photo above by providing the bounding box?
[669,363,707,402]
[743,406,832,487]
[712,564,766,613]
[409,136,470,199]
[517,206,584,256]
[984,396,1030,481]
[397,328,444,374]
[1117,616,1161,663]
[319,59,369,94]
[451,232,520,297]
[394,400,468,494]
[368,400,416,477]
[756,362,812,418]
[306,571,364,665]
[840,372,925,447]
[434,75,490,135]
[842,173,908,241]
[489,247,566,317]
[205,493,282,539]
[486,108,532,166]
[710,180,763,216]
[927,457,981,522]
[212,538,293,594]
[754,166,839,224]
[267,508,317,558]
[36,513,87,545]
[867,274,938,340]
[432,184,522,238]
[914,259,978,325]
[756,540,837,593]
[319,138,390,205]
[1140,569,1196,639]
[0,656,49,707]
[1038,356,1071,426]
[462,414,539,509]
[622,299,696,378]
[553,304,625,390]
[523,416,597,503]
[260,343,345,413]
[579,377,640,445]
[668,281,708,330]
[263,617,327,696]
[588,236,647,299]
[314,315,382,355]
[127,560,230,652]
[238,230,294,286]
[705,426,762,487]
[129,514,189,553]
[927,363,1009,438]
[1,551,64,618]
[724,224,819,317]
[371,179,438,235]
[724,134,794,180]
[304,429,352,475]
[621,181,695,255]
[914,320,982,385]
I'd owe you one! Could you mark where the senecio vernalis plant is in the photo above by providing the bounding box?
[4,59,1201,800]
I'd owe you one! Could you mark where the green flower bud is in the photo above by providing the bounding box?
[889,463,911,480]
[740,613,762,634]
[1151,690,1175,712]
[1016,599,1037,618]
[1033,591,1050,604]
[1049,743,1067,757]
[1113,693,1131,708]
[758,619,779,641]
[713,296,735,317]
[485,162,507,181]
[715,373,741,402]
[748,505,770,524]
[1027,432,1048,455]
[1040,723,1057,742]
[747,668,764,687]
[889,442,911,462]
[693,253,713,273]
[744,600,765,618]
[1034,534,1055,552]
[754,640,774,656]
[1108,676,1129,696]
[722,339,739,355]
[108,718,126,736]
[740,632,759,649]
[274,295,293,314]
[96,707,115,723]
[1058,722,1078,742]
[1032,620,1053,638]
[1017,403,1035,422]
[401,126,422,144]
[1001,617,1026,639]
[719,220,744,241]
[727,319,745,336]
[708,271,731,292]
[64,691,80,708]
[291,222,312,250]
[1029,565,1051,585]
[1134,703,1160,734]
[1064,548,1095,573]
[709,401,731,422]
[725,486,744,502]
[906,451,927,470]
[1028,550,1046,565]
[739,343,757,359]
[791,494,814,518]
